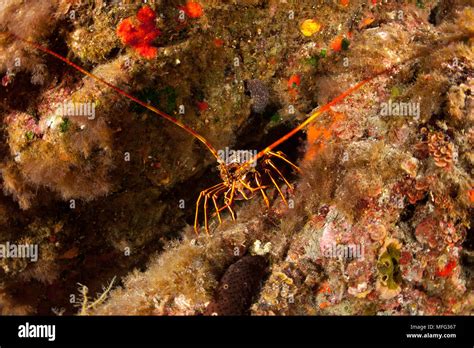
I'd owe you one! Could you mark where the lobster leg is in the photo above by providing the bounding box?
[225,181,237,220]
[211,187,226,224]
[239,177,267,193]
[268,151,300,172]
[194,183,225,234]
[264,158,294,191]
[265,169,287,205]
[218,181,236,220]
[254,171,270,208]
[204,184,229,234]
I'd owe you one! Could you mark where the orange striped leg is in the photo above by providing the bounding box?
[237,181,251,200]
[239,176,267,193]
[265,169,287,205]
[264,158,294,191]
[217,181,236,219]
[268,151,300,172]
[224,181,236,220]
[203,184,229,235]
[254,171,270,208]
[194,183,225,234]
[237,179,266,200]
[211,187,226,224]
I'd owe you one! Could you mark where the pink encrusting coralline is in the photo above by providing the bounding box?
[116,6,161,59]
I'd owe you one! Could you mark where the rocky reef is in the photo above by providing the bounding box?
[0,0,472,316]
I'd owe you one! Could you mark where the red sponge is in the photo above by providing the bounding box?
[117,6,161,59]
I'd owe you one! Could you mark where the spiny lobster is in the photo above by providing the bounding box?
[6,30,471,234]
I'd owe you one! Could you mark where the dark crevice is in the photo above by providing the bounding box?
[428,0,454,26]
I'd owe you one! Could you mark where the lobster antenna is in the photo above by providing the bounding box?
[246,33,473,166]
[10,33,220,160]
